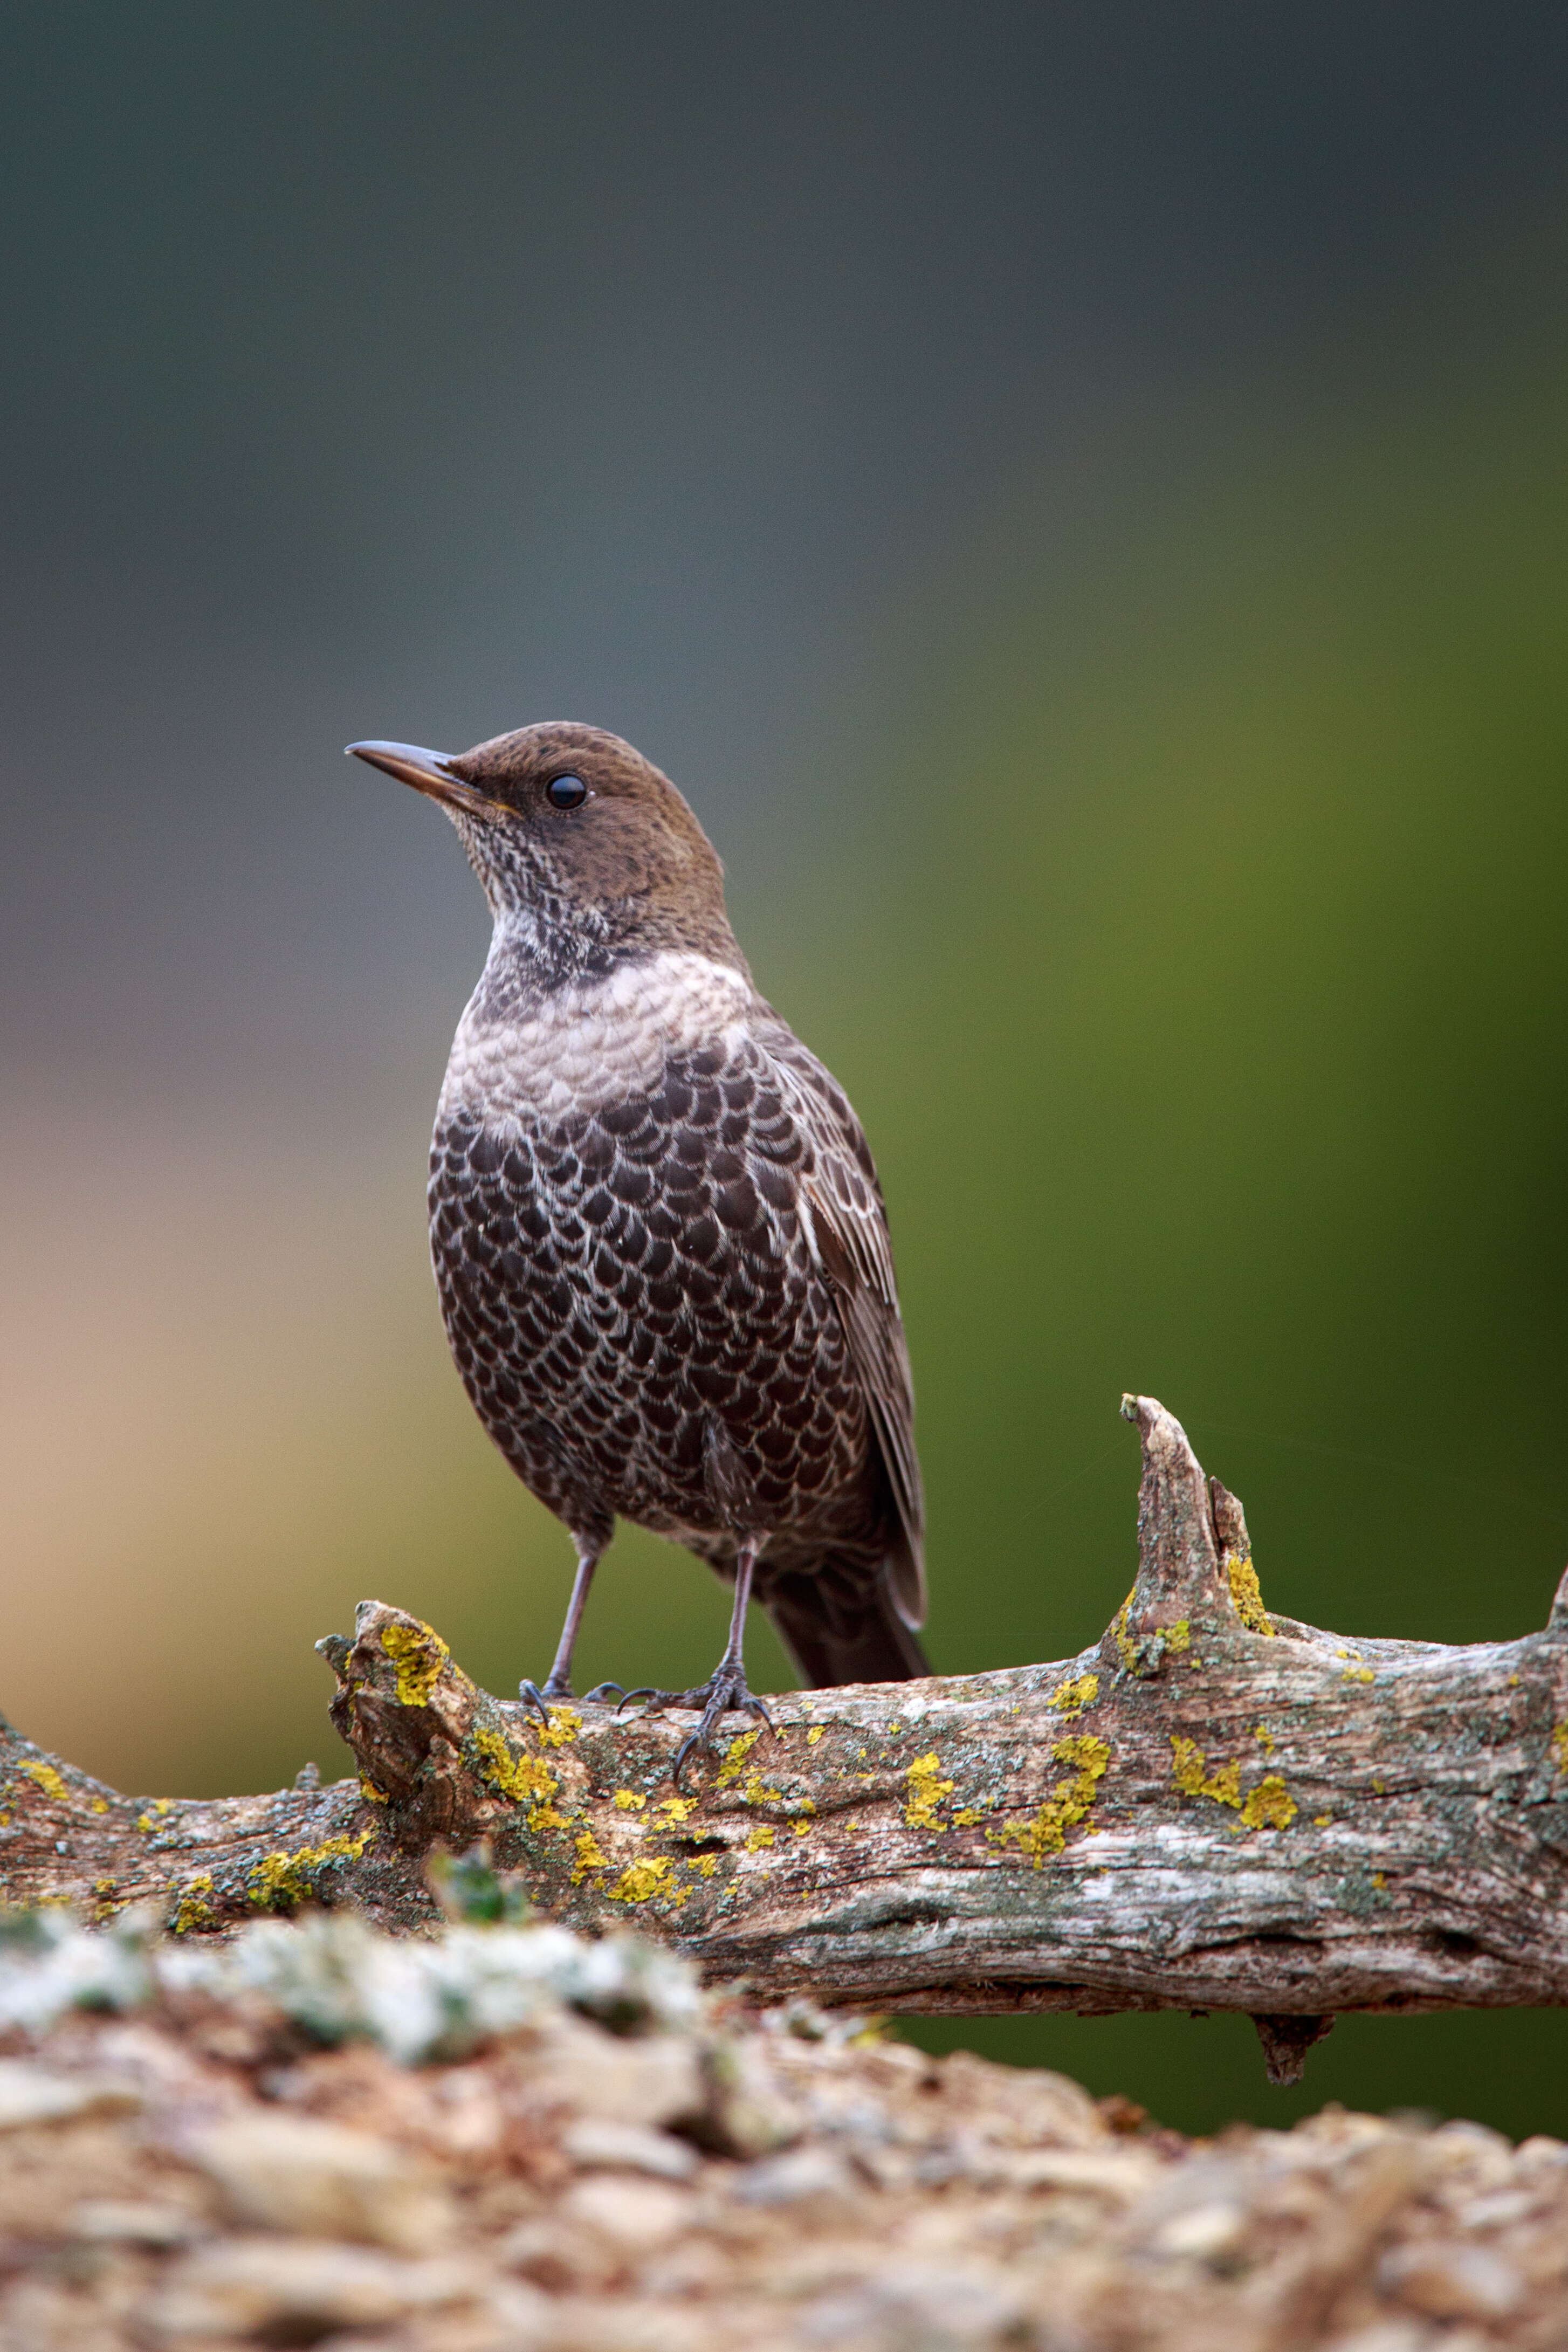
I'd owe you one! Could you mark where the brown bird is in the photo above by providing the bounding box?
[347,724,927,1778]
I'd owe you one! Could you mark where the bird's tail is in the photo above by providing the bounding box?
[761,1551,930,1688]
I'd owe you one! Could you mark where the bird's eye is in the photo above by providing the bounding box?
[546,773,589,811]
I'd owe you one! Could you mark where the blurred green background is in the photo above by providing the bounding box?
[4,4,1568,2138]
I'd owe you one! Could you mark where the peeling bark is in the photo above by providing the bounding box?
[6,1396,1568,2081]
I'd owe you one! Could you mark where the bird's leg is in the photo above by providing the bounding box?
[520,1534,622,1724]
[618,1538,775,1788]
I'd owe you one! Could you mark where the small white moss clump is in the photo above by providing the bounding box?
[0,1904,702,2065]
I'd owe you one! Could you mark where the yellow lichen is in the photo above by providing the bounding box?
[380,1619,450,1707]
[358,1777,389,1805]
[1313,1812,1331,1826]
[19,1762,69,1803]
[953,1806,985,1827]
[715,1731,761,1787]
[1226,1552,1275,1636]
[1240,1776,1297,1832]
[904,1752,955,1828]
[692,1853,719,1877]
[1254,1725,1276,1754]
[136,1812,156,1833]
[1343,1663,1376,1686]
[807,1727,824,1745]
[173,1874,217,1935]
[249,1831,372,1913]
[741,1769,783,1805]
[90,1797,109,1815]
[1172,1736,1292,1830]
[608,1855,677,1903]
[658,1796,697,1823]
[1373,1778,1386,1796]
[745,1825,775,1851]
[1171,1737,1237,1805]
[613,1788,647,1811]
[538,1707,582,1749]
[1551,1721,1568,1772]
[1048,1674,1100,1717]
[1373,1871,1388,1890]
[571,1830,609,1882]
[792,1820,810,1837]
[1111,1594,1137,1672]
[994,1735,1111,1868]
[471,1725,566,1828]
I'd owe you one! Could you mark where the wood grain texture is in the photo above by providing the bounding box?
[6,1397,1568,2082]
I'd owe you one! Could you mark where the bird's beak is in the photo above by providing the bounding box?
[345,739,499,820]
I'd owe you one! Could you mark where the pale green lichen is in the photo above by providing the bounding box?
[1226,1551,1276,1636]
[249,1831,373,1913]
[993,1735,1111,1868]
[380,1619,450,1707]
[904,1752,955,1828]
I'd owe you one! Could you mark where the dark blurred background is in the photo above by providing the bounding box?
[5,1,1568,2136]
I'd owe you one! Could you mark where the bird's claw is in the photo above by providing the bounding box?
[580,1681,625,1703]
[518,1676,576,1727]
[618,1670,775,1790]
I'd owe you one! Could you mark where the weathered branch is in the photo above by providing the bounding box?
[6,1395,1568,2083]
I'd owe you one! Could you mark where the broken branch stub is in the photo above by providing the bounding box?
[6,1395,1568,2088]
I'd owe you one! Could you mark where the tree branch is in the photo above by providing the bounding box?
[6,1396,1568,2083]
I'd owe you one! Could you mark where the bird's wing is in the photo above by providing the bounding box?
[757,1015,926,1629]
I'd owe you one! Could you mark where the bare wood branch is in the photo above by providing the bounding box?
[5,1395,1568,2085]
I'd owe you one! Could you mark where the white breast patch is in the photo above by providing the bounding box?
[439,949,754,1128]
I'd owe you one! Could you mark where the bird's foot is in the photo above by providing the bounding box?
[519,1676,624,1728]
[619,1666,775,1790]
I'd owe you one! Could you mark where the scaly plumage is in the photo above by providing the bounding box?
[348,723,926,1772]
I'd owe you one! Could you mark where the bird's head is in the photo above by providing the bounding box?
[348,722,744,984]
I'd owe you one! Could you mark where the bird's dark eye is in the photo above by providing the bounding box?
[546,773,589,811]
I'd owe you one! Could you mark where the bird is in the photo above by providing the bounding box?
[347,723,927,1779]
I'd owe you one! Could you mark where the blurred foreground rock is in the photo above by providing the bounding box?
[1,1906,1566,2351]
